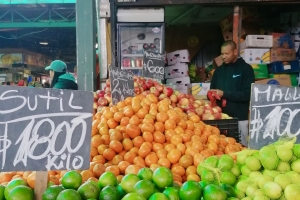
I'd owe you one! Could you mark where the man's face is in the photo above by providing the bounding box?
[221,45,237,64]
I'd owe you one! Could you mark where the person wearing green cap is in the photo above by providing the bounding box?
[45,60,78,90]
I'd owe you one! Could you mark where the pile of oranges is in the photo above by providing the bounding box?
[89,94,244,184]
[0,94,245,187]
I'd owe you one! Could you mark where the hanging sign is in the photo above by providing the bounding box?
[0,86,93,171]
[143,51,165,80]
[110,66,134,105]
[249,83,300,149]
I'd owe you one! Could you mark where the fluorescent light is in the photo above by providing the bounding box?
[40,42,48,45]
[95,43,98,48]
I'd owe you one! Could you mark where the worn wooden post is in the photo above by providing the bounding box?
[34,171,48,200]
[233,5,241,53]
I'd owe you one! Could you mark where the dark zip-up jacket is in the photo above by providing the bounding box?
[210,57,255,120]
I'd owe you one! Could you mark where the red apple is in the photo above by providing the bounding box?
[177,93,186,101]
[186,109,196,115]
[150,86,157,93]
[141,83,148,91]
[134,87,141,95]
[97,90,105,98]
[97,97,108,106]
[195,100,204,106]
[155,84,164,93]
[106,79,111,87]
[146,79,154,89]
[142,91,151,96]
[163,87,173,97]
[159,93,167,100]
[179,98,189,107]
[193,102,200,108]
[195,107,204,116]
[170,95,178,103]
[104,94,112,103]
[171,102,176,107]
[213,113,222,120]
[212,106,222,114]
[202,113,215,120]
[204,109,214,115]
[93,92,98,102]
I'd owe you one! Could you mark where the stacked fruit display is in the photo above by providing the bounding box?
[94,77,232,120]
[197,137,300,200]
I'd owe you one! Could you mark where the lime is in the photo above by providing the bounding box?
[220,171,236,185]
[179,180,202,200]
[4,178,28,199]
[98,172,117,189]
[199,181,208,189]
[217,155,234,171]
[0,185,5,200]
[231,163,241,177]
[42,185,64,200]
[203,184,227,200]
[7,185,33,200]
[293,144,300,158]
[196,165,205,176]
[220,183,236,197]
[87,180,100,194]
[47,182,55,188]
[163,187,179,200]
[285,184,300,200]
[133,180,155,199]
[201,169,215,183]
[77,181,99,200]
[99,185,120,200]
[152,167,173,190]
[204,156,219,168]
[137,168,153,181]
[120,174,140,193]
[56,189,81,200]
[245,156,261,171]
[149,192,169,200]
[116,184,126,198]
[262,182,282,199]
[61,171,82,190]
[122,193,146,200]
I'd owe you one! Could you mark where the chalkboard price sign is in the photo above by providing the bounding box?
[110,66,134,105]
[0,86,93,171]
[143,51,165,80]
[249,83,300,149]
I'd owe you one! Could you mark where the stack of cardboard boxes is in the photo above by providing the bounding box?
[240,34,299,87]
[165,50,190,94]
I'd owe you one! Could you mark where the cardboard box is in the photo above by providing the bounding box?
[291,27,300,34]
[240,35,273,50]
[251,64,268,79]
[164,63,189,79]
[213,55,223,67]
[222,25,259,41]
[188,83,211,96]
[255,76,291,87]
[240,49,270,64]
[167,50,190,65]
[166,77,190,94]
[295,34,300,41]
[270,48,296,62]
[269,60,300,73]
[269,74,298,87]
[272,33,295,49]
[295,41,300,52]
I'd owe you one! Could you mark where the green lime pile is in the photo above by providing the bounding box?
[197,137,300,200]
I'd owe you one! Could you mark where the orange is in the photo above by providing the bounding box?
[208,135,220,145]
[177,143,186,155]
[112,155,124,165]
[157,158,171,169]
[103,148,116,161]
[101,135,110,145]
[92,155,105,164]
[118,161,130,174]
[171,165,185,176]
[165,129,176,142]
[164,144,176,152]
[186,166,197,176]
[186,120,194,130]
[141,123,155,133]
[124,151,137,164]
[80,170,94,183]
[91,135,103,148]
[174,126,184,134]
[125,165,141,175]
[93,163,106,178]
[192,142,204,152]
[150,164,161,172]
[124,97,132,106]
[136,108,148,119]
[185,147,199,156]
[142,131,154,142]
[126,124,141,138]
[178,155,193,168]
[187,174,200,182]
[103,110,114,120]
[156,112,169,123]
[192,153,205,166]
[107,118,118,129]
[154,122,165,132]
[113,112,124,122]
[167,149,181,164]
[165,119,176,130]
[145,153,158,167]
[177,120,187,129]
[105,165,120,176]
[141,142,152,149]
[122,138,133,151]
[26,172,36,189]
[124,107,134,118]
[138,146,151,158]
[120,117,130,126]
[132,136,145,148]
[153,131,165,144]
[172,172,183,183]
[207,142,218,154]
[129,115,140,126]
[170,135,183,146]
[152,143,163,152]
[0,173,13,184]
[49,175,60,185]
[110,130,123,141]
[109,140,123,153]
[189,114,200,123]
[97,144,108,155]
[132,102,142,113]
[143,118,154,125]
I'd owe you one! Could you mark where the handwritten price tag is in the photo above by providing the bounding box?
[0,87,93,171]
[249,83,300,149]
[110,66,134,105]
[143,51,165,80]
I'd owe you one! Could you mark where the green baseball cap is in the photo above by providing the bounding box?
[45,60,67,72]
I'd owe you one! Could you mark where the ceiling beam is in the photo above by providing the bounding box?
[116,0,300,6]
[0,22,76,28]
[0,0,75,4]
[169,5,200,26]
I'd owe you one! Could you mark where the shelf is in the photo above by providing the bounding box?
[122,54,144,57]
[121,67,143,70]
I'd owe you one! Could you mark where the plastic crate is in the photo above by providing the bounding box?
[202,118,240,143]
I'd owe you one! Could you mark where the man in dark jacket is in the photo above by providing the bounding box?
[209,40,255,146]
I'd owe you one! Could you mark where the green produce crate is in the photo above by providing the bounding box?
[251,64,268,79]
[268,74,298,86]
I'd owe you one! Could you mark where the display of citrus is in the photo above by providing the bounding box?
[179,180,203,200]
[0,185,4,200]
[56,189,81,200]
[152,167,173,190]
[133,180,155,199]
[149,192,169,200]
[4,178,28,199]
[6,185,34,200]
[122,193,146,200]
[42,185,64,200]
[137,168,153,181]
[163,187,180,200]
[61,171,82,190]
[77,181,99,199]
[120,174,140,193]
